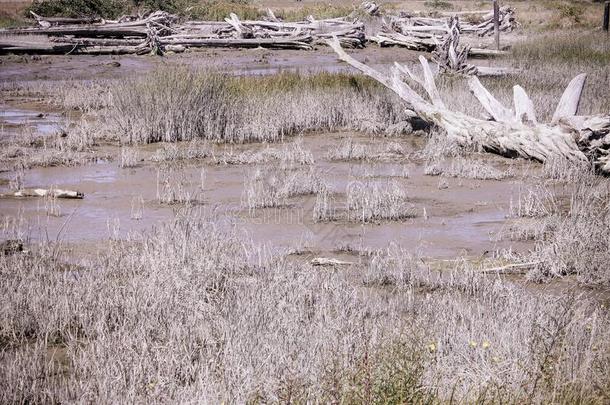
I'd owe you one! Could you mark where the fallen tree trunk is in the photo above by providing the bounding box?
[0,41,77,54]
[327,38,610,172]
[49,37,144,46]
[161,36,313,49]
[3,26,149,37]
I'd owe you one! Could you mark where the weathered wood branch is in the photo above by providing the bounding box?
[328,38,610,172]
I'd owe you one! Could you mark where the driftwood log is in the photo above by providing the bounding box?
[328,38,610,172]
[0,188,84,199]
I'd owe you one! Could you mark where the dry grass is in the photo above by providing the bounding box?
[0,218,609,403]
[214,139,313,165]
[426,156,514,180]
[314,180,416,223]
[109,68,412,144]
[150,141,210,163]
[527,174,610,285]
[242,165,322,211]
[327,137,409,162]
[156,166,205,205]
[119,147,139,168]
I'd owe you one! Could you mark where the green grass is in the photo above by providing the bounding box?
[186,0,261,21]
[512,32,610,65]
[23,0,355,21]
[274,4,355,22]
[0,12,29,28]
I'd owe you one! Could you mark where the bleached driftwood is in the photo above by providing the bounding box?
[460,6,517,37]
[432,17,477,75]
[327,38,610,172]
[217,13,366,48]
[360,1,380,16]
[0,10,364,54]
[0,188,84,199]
[311,257,354,266]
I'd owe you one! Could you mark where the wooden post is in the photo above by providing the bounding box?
[493,0,500,50]
[604,1,610,31]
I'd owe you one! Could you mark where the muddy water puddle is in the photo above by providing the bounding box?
[0,131,539,259]
[0,104,64,139]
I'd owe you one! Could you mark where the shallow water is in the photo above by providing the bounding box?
[0,104,64,138]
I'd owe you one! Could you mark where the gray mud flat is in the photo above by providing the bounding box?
[0,124,536,260]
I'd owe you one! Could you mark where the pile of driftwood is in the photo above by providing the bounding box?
[369,6,515,54]
[194,11,366,49]
[0,9,365,55]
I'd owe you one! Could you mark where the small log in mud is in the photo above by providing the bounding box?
[0,188,84,199]
[328,38,610,172]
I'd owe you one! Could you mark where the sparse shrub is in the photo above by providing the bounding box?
[27,0,130,19]
[274,4,355,22]
[557,2,585,24]
[186,0,260,21]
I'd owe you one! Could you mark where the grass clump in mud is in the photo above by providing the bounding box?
[242,165,322,211]
[327,137,409,162]
[110,68,412,144]
[0,120,108,171]
[215,139,313,165]
[1,217,609,403]
[314,180,415,223]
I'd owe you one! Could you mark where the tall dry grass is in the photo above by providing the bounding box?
[109,68,412,144]
[0,218,609,403]
[526,172,610,285]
